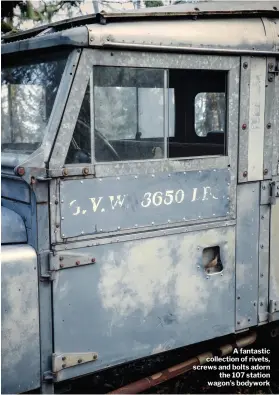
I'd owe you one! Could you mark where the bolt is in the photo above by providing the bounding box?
[76,260,80,266]
[264,169,268,175]
[242,123,247,130]
[243,62,248,69]
[267,123,271,129]
[243,171,248,177]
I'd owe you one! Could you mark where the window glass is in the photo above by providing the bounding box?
[195,92,226,137]
[1,52,68,156]
[94,67,165,162]
[65,84,91,164]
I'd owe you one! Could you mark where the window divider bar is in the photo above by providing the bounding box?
[90,69,95,164]
[163,69,169,159]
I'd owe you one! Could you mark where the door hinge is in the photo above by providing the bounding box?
[260,180,279,205]
[43,370,55,382]
[52,352,98,373]
[268,60,279,80]
[40,271,56,282]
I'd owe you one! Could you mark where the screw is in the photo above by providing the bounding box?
[267,123,271,129]
[242,123,247,130]
[243,171,248,177]
[243,62,248,69]
[264,169,268,175]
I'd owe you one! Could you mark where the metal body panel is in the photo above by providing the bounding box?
[247,57,266,182]
[1,206,27,244]
[59,169,231,238]
[258,204,270,323]
[1,176,30,203]
[273,65,279,176]
[1,245,40,394]
[236,182,259,330]
[269,176,279,322]
[53,225,235,382]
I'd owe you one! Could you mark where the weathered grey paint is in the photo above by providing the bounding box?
[235,183,259,330]
[269,176,279,322]
[1,176,30,203]
[247,57,266,182]
[53,225,235,382]
[59,169,231,238]
[1,245,40,394]
[1,206,27,244]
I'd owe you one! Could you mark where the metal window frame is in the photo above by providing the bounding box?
[49,48,239,177]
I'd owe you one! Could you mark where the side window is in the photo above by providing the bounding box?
[93,67,165,162]
[65,84,91,164]
[66,67,227,164]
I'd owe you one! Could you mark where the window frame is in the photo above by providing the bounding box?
[50,49,239,178]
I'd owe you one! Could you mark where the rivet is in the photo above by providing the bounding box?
[62,234,65,237]
[60,263,64,268]
[80,180,83,184]
[99,178,102,182]
[91,258,96,263]
[267,123,271,129]
[237,296,240,300]
[59,256,64,261]
[254,302,256,306]
[62,364,66,369]
[237,321,240,325]
[248,318,251,322]
[243,62,248,69]
[197,265,200,269]
[61,217,64,220]
[260,244,264,249]
[135,224,138,227]
[135,176,138,179]
[76,261,80,266]
[81,231,84,235]
[243,171,248,177]
[268,75,274,82]
[117,226,121,230]
[206,276,209,279]
[62,356,66,361]
[78,358,83,363]
[168,220,170,223]
[93,354,97,360]
[261,215,264,219]
[151,222,154,225]
[55,200,59,205]
[117,177,120,180]
[56,224,60,228]
[82,167,89,176]
[221,273,223,276]
[152,174,155,178]
[260,273,264,277]
[242,123,247,130]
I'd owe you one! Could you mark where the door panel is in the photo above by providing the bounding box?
[52,225,235,382]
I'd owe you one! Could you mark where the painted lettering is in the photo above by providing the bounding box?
[202,186,218,201]
[141,192,152,208]
[89,197,103,212]
[69,200,81,216]
[191,188,199,202]
[109,195,127,209]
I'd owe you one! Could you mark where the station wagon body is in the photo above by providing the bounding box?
[1,1,279,393]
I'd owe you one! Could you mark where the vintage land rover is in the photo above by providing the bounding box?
[1,1,279,393]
